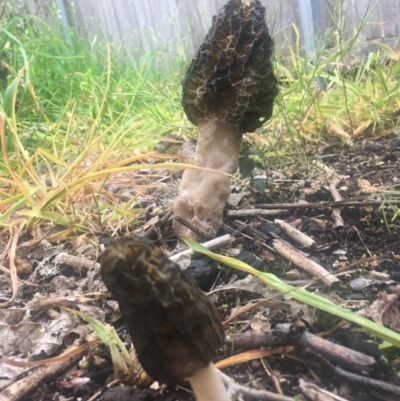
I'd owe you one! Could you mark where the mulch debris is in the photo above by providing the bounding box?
[1,134,400,401]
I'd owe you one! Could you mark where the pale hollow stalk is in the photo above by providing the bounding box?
[173,119,241,238]
[188,363,231,401]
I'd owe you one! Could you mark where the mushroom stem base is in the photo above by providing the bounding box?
[188,363,231,401]
[173,120,241,239]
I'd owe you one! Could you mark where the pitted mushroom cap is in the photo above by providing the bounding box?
[100,237,224,385]
[182,0,278,133]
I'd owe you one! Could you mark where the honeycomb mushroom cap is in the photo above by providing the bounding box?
[182,0,277,133]
[100,237,225,385]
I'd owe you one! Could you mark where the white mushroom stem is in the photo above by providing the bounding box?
[173,119,241,239]
[188,363,231,401]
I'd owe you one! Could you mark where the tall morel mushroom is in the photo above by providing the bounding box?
[173,0,278,238]
[100,237,230,401]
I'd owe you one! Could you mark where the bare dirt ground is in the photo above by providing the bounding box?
[1,133,400,401]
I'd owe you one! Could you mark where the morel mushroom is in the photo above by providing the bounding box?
[100,237,230,401]
[173,0,277,238]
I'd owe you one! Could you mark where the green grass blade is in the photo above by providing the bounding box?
[2,79,18,117]
[183,237,400,348]
[66,308,131,360]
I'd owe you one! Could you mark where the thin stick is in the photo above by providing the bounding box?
[274,323,375,372]
[235,221,270,241]
[351,225,372,258]
[257,199,400,209]
[273,239,340,288]
[227,209,288,217]
[299,378,351,401]
[168,234,232,264]
[329,183,344,228]
[174,215,214,240]
[233,221,277,253]
[274,219,316,249]
[332,208,344,228]
[37,292,109,309]
[269,232,309,257]
[54,252,98,271]
[312,353,400,397]
[144,208,173,239]
[220,371,295,401]
[0,353,84,401]
[260,358,284,395]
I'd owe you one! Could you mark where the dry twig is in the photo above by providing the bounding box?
[328,183,344,228]
[227,209,287,217]
[168,234,232,263]
[274,323,376,373]
[311,353,400,397]
[174,215,214,240]
[273,239,340,288]
[54,253,98,272]
[274,219,316,249]
[0,353,84,401]
[220,371,295,401]
[299,378,350,401]
[256,198,400,209]
[144,208,173,239]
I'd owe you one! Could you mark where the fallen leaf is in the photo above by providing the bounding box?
[368,292,400,331]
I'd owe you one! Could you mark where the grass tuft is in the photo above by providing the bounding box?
[0,1,399,235]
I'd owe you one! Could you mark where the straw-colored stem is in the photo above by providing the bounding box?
[173,119,241,239]
[188,363,230,401]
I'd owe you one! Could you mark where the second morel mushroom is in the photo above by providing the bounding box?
[100,237,230,401]
[173,0,277,238]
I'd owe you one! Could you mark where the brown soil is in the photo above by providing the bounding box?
[2,134,400,401]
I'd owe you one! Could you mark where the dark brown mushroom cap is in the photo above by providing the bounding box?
[100,237,224,385]
[182,0,278,133]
